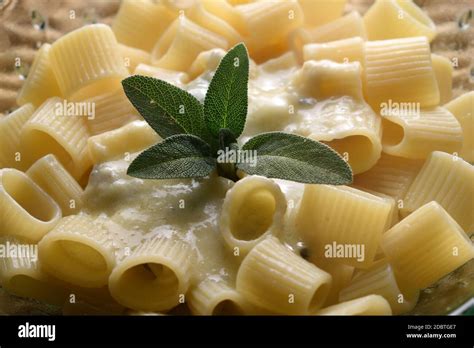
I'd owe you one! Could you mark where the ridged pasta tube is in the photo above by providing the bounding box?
[363,0,436,42]
[38,214,117,288]
[219,175,287,254]
[445,91,474,162]
[0,104,35,170]
[381,201,474,290]
[0,168,61,242]
[49,24,129,100]
[26,154,84,216]
[401,151,474,232]
[236,237,332,314]
[316,294,392,315]
[108,235,195,311]
[151,16,228,71]
[381,107,463,159]
[20,97,92,181]
[16,44,62,107]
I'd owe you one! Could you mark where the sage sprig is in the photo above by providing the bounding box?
[122,43,353,185]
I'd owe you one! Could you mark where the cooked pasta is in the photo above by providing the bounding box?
[84,85,140,136]
[353,153,423,202]
[444,91,474,162]
[2,0,473,317]
[316,294,392,315]
[187,279,248,315]
[0,238,68,306]
[87,120,160,164]
[236,237,332,314]
[303,37,365,66]
[0,104,35,170]
[119,44,151,73]
[26,154,84,216]
[363,0,436,42]
[0,168,61,242]
[402,151,474,232]
[38,214,117,288]
[112,0,177,52]
[381,107,463,159]
[381,201,474,290]
[49,24,129,100]
[291,12,366,60]
[219,175,287,254]
[108,235,195,311]
[296,185,394,268]
[16,44,62,107]
[20,97,92,181]
[431,54,453,104]
[339,260,419,314]
[364,36,440,112]
[151,16,228,71]
[298,0,346,28]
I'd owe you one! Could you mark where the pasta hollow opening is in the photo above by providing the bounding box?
[2,170,57,222]
[41,239,109,286]
[325,135,375,173]
[22,130,73,171]
[381,118,404,147]
[212,299,244,315]
[230,189,276,241]
[309,282,330,312]
[117,262,179,301]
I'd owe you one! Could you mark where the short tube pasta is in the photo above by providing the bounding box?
[236,237,332,314]
[187,279,248,315]
[401,151,474,232]
[84,85,140,135]
[339,260,419,314]
[381,107,463,159]
[119,44,151,73]
[151,16,228,71]
[363,0,436,42]
[26,154,84,216]
[108,235,195,311]
[364,36,440,111]
[112,0,177,52]
[298,0,346,28]
[133,64,189,87]
[16,44,62,107]
[38,214,117,288]
[431,54,453,104]
[219,175,287,254]
[0,103,35,170]
[187,3,242,47]
[291,12,366,60]
[49,24,129,100]
[381,201,474,290]
[0,238,68,306]
[87,120,160,164]
[316,294,392,315]
[303,37,365,65]
[444,91,474,162]
[0,168,61,242]
[20,97,92,180]
[353,153,423,201]
[296,185,393,268]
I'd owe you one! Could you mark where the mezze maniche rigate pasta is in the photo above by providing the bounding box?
[0,0,473,316]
